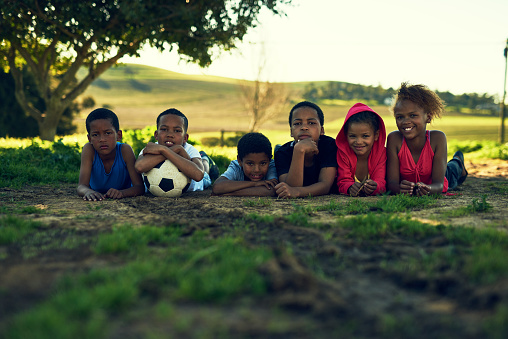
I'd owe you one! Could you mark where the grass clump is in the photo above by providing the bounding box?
[0,140,81,188]
[0,215,42,245]
[244,197,272,207]
[443,195,492,217]
[93,224,184,255]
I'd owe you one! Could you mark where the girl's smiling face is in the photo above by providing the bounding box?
[394,99,430,139]
[347,122,379,158]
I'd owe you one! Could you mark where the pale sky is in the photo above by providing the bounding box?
[121,0,508,98]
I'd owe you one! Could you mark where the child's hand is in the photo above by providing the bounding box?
[400,180,415,195]
[275,182,299,198]
[363,180,378,195]
[169,145,190,160]
[83,190,104,201]
[142,142,165,155]
[294,138,319,155]
[414,182,431,196]
[254,178,278,190]
[348,182,363,197]
[105,188,124,199]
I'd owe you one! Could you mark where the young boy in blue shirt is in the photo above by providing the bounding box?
[212,132,278,196]
[274,101,338,198]
[135,108,212,192]
[77,108,145,201]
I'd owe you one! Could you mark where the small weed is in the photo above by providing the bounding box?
[470,195,492,212]
[443,195,492,217]
[87,204,104,211]
[243,197,272,207]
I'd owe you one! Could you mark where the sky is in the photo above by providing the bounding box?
[120,0,508,98]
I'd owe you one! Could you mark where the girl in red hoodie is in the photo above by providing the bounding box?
[336,103,387,196]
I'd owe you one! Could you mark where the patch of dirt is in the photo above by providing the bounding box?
[0,158,507,338]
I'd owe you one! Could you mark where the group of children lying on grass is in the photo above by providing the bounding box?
[77,82,468,201]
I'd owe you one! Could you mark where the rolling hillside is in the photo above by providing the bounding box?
[76,64,367,134]
[76,64,505,142]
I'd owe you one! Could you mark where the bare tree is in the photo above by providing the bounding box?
[238,46,290,132]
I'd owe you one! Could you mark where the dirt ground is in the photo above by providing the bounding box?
[1,158,507,338]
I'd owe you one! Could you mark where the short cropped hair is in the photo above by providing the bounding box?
[345,111,380,134]
[393,82,444,122]
[288,101,324,126]
[85,108,119,134]
[156,108,189,133]
[237,132,272,160]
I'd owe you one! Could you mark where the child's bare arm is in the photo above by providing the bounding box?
[104,144,145,199]
[280,140,317,187]
[213,177,277,196]
[427,131,447,195]
[77,143,104,201]
[135,142,167,173]
[275,166,335,198]
[135,143,204,181]
[386,132,408,194]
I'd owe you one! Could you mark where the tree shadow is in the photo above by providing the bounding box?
[129,79,151,92]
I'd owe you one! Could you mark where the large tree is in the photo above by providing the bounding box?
[0,0,290,140]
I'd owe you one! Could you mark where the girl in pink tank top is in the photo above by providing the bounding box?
[386,83,467,196]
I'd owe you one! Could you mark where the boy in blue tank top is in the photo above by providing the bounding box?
[77,108,145,201]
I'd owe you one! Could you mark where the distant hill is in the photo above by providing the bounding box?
[76,64,386,133]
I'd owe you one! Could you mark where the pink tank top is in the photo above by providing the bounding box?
[398,131,448,192]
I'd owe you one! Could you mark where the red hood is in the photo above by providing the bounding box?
[335,102,387,195]
[336,102,386,149]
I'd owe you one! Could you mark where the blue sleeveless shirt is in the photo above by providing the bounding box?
[89,142,132,193]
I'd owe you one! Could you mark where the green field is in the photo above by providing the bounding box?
[76,64,507,143]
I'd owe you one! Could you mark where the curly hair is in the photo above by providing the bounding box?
[85,108,119,134]
[237,132,272,160]
[393,82,445,122]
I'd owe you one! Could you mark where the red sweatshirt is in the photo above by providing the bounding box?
[335,103,387,195]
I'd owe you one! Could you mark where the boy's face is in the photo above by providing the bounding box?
[87,119,121,156]
[238,152,271,182]
[347,122,379,158]
[290,107,324,143]
[155,114,188,147]
[394,99,430,140]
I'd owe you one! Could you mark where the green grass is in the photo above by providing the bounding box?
[243,197,272,207]
[317,194,439,215]
[6,225,272,339]
[443,195,492,217]
[0,215,43,245]
[338,214,508,285]
[0,140,81,188]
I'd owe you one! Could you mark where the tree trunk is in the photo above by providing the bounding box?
[37,106,66,141]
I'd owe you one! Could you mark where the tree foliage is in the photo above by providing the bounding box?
[0,0,290,140]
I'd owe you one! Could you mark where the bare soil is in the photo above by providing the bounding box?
[1,158,507,338]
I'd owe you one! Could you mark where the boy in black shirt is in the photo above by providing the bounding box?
[274,101,338,198]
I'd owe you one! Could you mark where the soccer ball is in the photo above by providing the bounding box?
[142,160,191,197]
